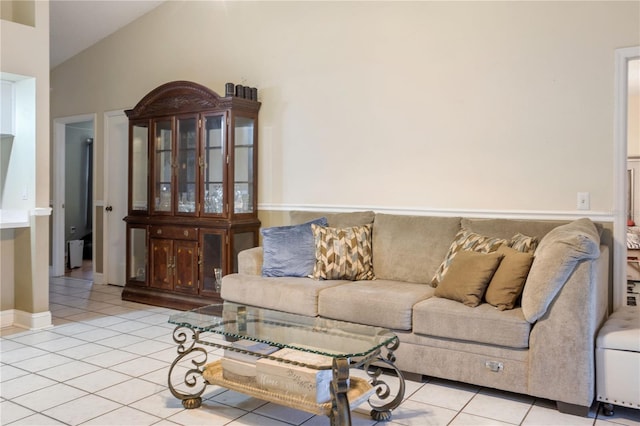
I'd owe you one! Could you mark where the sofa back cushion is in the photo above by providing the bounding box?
[461,218,567,241]
[373,214,461,284]
[290,211,375,228]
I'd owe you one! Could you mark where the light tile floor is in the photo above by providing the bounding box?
[1,276,639,426]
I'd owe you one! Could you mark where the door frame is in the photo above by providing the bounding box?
[613,46,640,309]
[51,113,96,277]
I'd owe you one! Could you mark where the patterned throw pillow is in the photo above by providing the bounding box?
[509,233,538,253]
[310,224,375,281]
[431,228,509,287]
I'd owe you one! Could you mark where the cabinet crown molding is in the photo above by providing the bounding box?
[125,80,259,119]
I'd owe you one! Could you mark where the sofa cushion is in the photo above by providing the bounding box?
[318,280,435,330]
[310,224,375,280]
[373,214,461,284]
[221,274,348,316]
[290,210,375,227]
[434,250,504,307]
[431,228,508,287]
[521,218,601,323]
[461,218,565,242]
[485,246,534,311]
[413,297,531,349]
[261,217,328,277]
[238,247,263,275]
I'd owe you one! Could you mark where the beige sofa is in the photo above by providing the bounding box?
[221,211,610,416]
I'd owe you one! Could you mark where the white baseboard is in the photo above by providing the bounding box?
[0,309,53,330]
[0,310,16,328]
[93,272,104,285]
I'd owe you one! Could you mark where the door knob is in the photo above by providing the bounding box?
[105,206,113,212]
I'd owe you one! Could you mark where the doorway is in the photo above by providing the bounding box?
[625,58,640,307]
[614,47,640,309]
[52,114,96,280]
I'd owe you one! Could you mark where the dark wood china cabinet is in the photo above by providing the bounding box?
[123,80,260,310]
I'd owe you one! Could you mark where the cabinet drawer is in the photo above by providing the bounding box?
[150,226,198,240]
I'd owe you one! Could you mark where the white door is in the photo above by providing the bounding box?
[104,111,128,286]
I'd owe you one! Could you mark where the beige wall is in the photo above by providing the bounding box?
[0,229,15,311]
[0,1,50,320]
[46,1,640,308]
[51,1,639,216]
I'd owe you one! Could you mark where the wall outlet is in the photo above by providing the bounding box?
[70,226,76,235]
[577,192,590,210]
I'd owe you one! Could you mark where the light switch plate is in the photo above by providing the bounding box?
[577,192,590,210]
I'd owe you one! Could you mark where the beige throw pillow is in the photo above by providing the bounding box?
[431,229,508,287]
[485,246,534,310]
[311,224,375,280]
[434,250,504,307]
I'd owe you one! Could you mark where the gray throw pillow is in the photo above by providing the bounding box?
[521,218,600,323]
[261,217,328,277]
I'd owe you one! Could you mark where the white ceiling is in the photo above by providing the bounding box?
[49,0,164,69]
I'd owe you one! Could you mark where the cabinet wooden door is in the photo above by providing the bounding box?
[175,240,198,294]
[150,238,198,293]
[150,238,173,290]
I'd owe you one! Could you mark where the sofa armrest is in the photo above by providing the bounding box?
[237,247,263,275]
[528,245,609,408]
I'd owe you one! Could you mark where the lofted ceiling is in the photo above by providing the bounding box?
[49,0,164,69]
[48,1,639,95]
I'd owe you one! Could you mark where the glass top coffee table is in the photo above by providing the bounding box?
[168,302,406,425]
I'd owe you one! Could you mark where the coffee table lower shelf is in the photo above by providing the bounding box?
[201,359,376,417]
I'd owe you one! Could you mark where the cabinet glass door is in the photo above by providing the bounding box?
[200,231,225,296]
[234,116,255,214]
[176,117,198,215]
[128,226,147,284]
[130,122,148,212]
[202,114,225,215]
[154,120,173,213]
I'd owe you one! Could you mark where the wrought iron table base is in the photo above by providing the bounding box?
[168,325,405,425]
